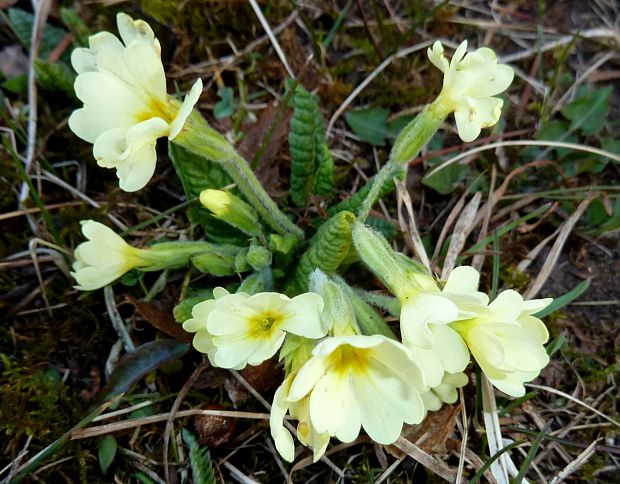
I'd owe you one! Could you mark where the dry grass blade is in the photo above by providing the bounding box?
[103,286,135,352]
[391,436,458,482]
[481,375,510,484]
[326,40,438,136]
[441,192,481,279]
[70,409,272,440]
[395,178,431,272]
[248,0,294,78]
[432,194,466,268]
[524,197,593,299]
[222,461,260,484]
[516,228,560,273]
[526,384,620,428]
[455,388,468,483]
[163,364,206,483]
[426,141,620,181]
[549,438,601,484]
[471,166,496,271]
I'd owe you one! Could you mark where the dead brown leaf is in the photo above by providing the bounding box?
[126,295,192,343]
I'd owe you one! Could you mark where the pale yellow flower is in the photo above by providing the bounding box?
[428,40,514,142]
[287,335,427,445]
[450,290,552,397]
[270,374,330,463]
[69,13,202,191]
[400,266,487,387]
[204,292,325,369]
[182,287,234,367]
[71,220,147,290]
[421,372,468,412]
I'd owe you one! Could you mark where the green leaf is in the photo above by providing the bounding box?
[8,8,68,60]
[98,435,117,474]
[533,120,577,158]
[579,196,620,236]
[366,216,397,239]
[286,211,356,295]
[534,279,591,318]
[288,83,334,205]
[2,74,28,95]
[173,296,211,323]
[34,59,75,94]
[214,86,234,119]
[422,163,468,194]
[182,429,216,484]
[60,7,91,47]
[345,107,389,146]
[95,340,189,405]
[546,334,566,357]
[560,85,612,135]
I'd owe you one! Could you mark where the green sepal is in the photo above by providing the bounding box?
[190,245,243,276]
[246,245,272,270]
[334,276,397,339]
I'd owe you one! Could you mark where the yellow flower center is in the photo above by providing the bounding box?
[260,316,276,330]
[136,96,177,124]
[327,345,371,377]
[247,311,282,340]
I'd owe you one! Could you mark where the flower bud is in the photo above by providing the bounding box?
[351,223,410,300]
[309,269,357,336]
[199,189,261,236]
[246,245,272,270]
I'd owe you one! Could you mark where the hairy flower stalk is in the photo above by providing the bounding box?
[357,40,513,221]
[172,110,305,241]
[71,220,220,290]
[69,13,202,191]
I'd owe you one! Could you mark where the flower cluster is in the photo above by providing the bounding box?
[65,14,557,469]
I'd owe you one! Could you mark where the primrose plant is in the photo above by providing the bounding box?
[69,13,555,465]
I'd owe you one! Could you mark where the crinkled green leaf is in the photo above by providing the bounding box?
[286,210,356,294]
[345,107,389,146]
[288,83,334,205]
[182,429,216,484]
[560,85,612,135]
[366,216,398,239]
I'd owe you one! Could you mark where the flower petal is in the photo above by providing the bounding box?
[270,378,296,462]
[115,117,169,191]
[169,78,203,139]
[454,96,503,142]
[279,292,325,339]
[71,48,97,74]
[309,371,361,442]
